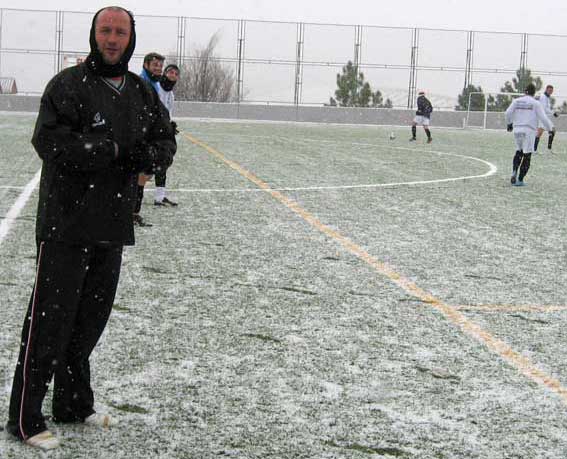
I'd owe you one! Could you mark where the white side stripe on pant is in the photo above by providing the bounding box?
[19,241,45,440]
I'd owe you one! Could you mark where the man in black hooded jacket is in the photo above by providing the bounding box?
[5,6,176,450]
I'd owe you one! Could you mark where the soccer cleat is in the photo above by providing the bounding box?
[409,137,416,142]
[133,214,153,227]
[510,175,517,185]
[84,413,117,429]
[162,197,178,207]
[427,138,433,144]
[154,200,167,206]
[513,181,526,187]
[25,430,60,450]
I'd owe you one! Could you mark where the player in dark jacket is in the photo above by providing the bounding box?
[410,91,433,143]
[5,6,175,450]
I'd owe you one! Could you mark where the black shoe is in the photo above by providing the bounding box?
[427,138,432,144]
[133,214,153,227]
[409,137,416,142]
[154,200,167,206]
[511,175,516,185]
[162,197,178,207]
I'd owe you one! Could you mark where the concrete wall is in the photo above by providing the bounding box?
[0,95,40,112]
[2,95,565,131]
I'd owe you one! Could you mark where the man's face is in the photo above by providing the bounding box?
[145,59,164,77]
[165,68,179,82]
[95,9,131,65]
[547,86,554,96]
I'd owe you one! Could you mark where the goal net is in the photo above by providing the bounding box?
[465,91,524,129]
[465,91,567,130]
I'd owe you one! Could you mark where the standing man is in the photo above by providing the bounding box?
[133,52,166,226]
[506,83,552,186]
[535,84,559,153]
[5,6,175,450]
[155,63,181,207]
[410,90,433,143]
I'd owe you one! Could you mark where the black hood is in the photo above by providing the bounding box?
[159,76,176,92]
[85,7,136,78]
[159,64,179,92]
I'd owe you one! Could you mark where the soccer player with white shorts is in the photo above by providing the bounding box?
[410,91,433,143]
[505,83,553,186]
[535,84,558,153]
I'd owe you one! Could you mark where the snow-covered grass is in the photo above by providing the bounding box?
[2,114,567,458]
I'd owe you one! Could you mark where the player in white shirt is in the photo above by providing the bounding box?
[505,83,553,186]
[154,64,181,206]
[535,84,558,153]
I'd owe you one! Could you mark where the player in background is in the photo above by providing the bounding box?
[535,84,559,153]
[154,64,180,207]
[133,52,165,226]
[506,83,553,186]
[410,91,433,143]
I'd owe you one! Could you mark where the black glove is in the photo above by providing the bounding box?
[115,142,170,174]
[137,142,173,174]
[553,112,559,118]
[506,123,513,132]
[171,121,179,135]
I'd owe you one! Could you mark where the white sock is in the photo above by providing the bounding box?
[155,187,166,202]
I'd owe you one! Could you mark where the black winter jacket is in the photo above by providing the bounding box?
[32,63,176,246]
[416,95,433,118]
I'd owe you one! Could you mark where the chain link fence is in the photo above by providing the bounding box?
[1,8,567,109]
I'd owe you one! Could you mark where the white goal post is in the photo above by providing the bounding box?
[465,91,565,130]
[465,91,524,130]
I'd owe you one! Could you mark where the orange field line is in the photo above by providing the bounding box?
[184,132,567,405]
[455,304,567,313]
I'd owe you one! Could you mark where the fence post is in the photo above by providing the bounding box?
[407,28,419,109]
[54,11,64,74]
[236,19,246,103]
[464,30,474,89]
[294,22,305,106]
[0,9,3,78]
[520,33,528,74]
[176,16,187,66]
[353,25,363,75]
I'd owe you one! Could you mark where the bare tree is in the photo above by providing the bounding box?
[173,33,238,102]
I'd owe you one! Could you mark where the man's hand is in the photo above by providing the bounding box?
[114,141,170,174]
[507,123,513,132]
[171,121,179,135]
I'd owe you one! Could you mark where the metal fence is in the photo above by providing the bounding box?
[1,8,567,109]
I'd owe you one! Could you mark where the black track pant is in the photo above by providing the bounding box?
[134,185,144,214]
[6,241,123,440]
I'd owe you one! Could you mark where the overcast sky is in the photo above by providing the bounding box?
[2,0,567,35]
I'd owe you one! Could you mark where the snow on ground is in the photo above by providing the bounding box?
[1,114,567,458]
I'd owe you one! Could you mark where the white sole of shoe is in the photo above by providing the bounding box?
[25,430,60,450]
[85,413,117,428]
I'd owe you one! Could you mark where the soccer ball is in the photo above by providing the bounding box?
[389,132,396,140]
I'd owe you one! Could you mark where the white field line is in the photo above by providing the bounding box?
[167,133,497,193]
[455,304,567,313]
[184,131,567,406]
[0,170,41,245]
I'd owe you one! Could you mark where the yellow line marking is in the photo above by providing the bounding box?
[184,132,567,404]
[455,304,567,313]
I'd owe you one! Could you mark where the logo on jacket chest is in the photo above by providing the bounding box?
[92,112,106,128]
